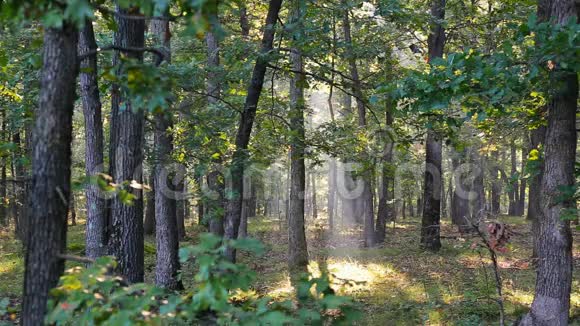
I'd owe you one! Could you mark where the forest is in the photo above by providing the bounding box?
[0,0,578,324]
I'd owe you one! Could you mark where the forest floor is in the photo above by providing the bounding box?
[0,215,578,325]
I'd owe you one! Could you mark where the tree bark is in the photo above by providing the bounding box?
[287,0,309,271]
[21,24,78,326]
[508,140,518,216]
[519,1,577,324]
[144,173,156,235]
[79,20,108,258]
[420,0,446,251]
[490,151,502,215]
[206,4,226,237]
[328,159,337,231]
[109,6,146,283]
[518,140,527,215]
[223,0,283,262]
[150,16,182,291]
[376,107,394,243]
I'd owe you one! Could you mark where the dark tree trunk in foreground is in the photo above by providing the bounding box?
[287,0,309,271]
[79,20,108,258]
[342,0,375,246]
[376,107,394,243]
[109,7,146,283]
[420,0,445,251]
[151,16,182,290]
[519,1,577,324]
[21,24,78,326]
[223,0,283,262]
[144,173,156,235]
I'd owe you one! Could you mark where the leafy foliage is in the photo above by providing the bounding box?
[47,234,360,325]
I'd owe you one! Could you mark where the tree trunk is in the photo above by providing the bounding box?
[12,131,26,240]
[206,5,225,237]
[420,0,446,251]
[21,24,78,326]
[451,154,470,231]
[223,0,283,262]
[518,142,527,215]
[342,0,375,247]
[109,6,146,283]
[376,107,394,243]
[69,194,76,226]
[0,110,6,226]
[490,151,502,216]
[150,16,182,291]
[287,0,309,271]
[144,173,156,235]
[519,1,577,324]
[508,140,518,215]
[328,159,336,231]
[311,171,318,219]
[79,20,108,258]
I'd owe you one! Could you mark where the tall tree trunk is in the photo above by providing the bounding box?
[287,0,309,271]
[150,16,182,291]
[519,1,577,324]
[471,151,485,218]
[376,107,394,243]
[79,20,108,258]
[21,24,78,326]
[144,173,156,235]
[69,194,76,226]
[223,0,283,262]
[342,0,375,246]
[420,0,446,251]
[109,6,146,283]
[206,4,225,237]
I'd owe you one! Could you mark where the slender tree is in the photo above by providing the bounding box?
[79,18,108,258]
[287,0,309,272]
[376,106,394,243]
[342,0,375,246]
[420,0,446,251]
[223,0,283,262]
[21,23,78,325]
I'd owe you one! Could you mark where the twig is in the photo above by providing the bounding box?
[466,215,505,326]
[78,45,166,62]
[57,254,95,265]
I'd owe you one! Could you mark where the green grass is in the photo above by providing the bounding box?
[0,215,579,325]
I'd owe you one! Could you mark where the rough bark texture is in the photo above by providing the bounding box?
[79,20,108,258]
[223,0,283,262]
[342,1,375,246]
[420,0,445,251]
[21,24,78,326]
[150,17,182,291]
[376,108,394,243]
[144,173,156,235]
[287,0,309,271]
[519,1,577,324]
[109,6,146,283]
